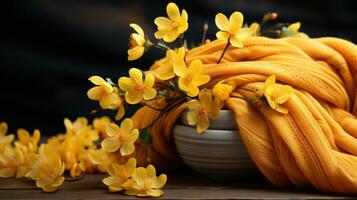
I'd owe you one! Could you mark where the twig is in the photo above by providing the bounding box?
[217,38,231,64]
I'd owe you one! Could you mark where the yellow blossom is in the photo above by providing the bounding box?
[0,122,14,153]
[87,76,123,109]
[128,23,147,61]
[281,22,308,38]
[125,164,167,197]
[249,22,260,36]
[64,117,99,147]
[119,68,157,104]
[15,129,40,153]
[187,90,221,133]
[93,116,112,138]
[89,149,124,173]
[102,158,136,192]
[101,118,139,156]
[212,81,236,102]
[287,22,301,32]
[154,2,188,42]
[0,147,26,178]
[263,75,293,114]
[174,59,210,97]
[150,47,185,80]
[215,12,252,47]
[26,145,65,192]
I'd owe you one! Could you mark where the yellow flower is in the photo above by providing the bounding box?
[89,149,124,173]
[154,2,188,42]
[263,75,293,114]
[187,90,221,133]
[119,68,157,104]
[174,59,210,97]
[0,122,14,153]
[215,12,252,47]
[249,22,260,36]
[128,23,147,61]
[26,145,65,192]
[125,164,167,197]
[150,47,185,80]
[287,22,301,32]
[15,129,40,153]
[102,158,136,192]
[87,76,123,109]
[0,147,25,178]
[101,118,139,156]
[212,81,236,102]
[64,118,99,147]
[281,22,309,38]
[93,116,111,138]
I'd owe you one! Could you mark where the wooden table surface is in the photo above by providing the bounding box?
[0,170,353,199]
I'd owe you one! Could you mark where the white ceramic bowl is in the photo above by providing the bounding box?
[173,110,259,179]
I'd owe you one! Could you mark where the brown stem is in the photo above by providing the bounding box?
[217,39,230,64]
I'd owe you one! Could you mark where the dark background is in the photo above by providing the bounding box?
[1,0,356,135]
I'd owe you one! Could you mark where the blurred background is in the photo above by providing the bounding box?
[1,0,356,135]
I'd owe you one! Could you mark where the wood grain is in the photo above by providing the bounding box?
[0,171,353,199]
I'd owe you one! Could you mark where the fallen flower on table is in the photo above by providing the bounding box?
[26,145,65,192]
[125,164,167,197]
[103,158,136,192]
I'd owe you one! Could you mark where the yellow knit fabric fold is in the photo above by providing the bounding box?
[132,36,357,194]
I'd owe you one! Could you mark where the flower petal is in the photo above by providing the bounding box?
[88,76,105,85]
[143,88,157,100]
[153,174,167,189]
[51,177,65,187]
[166,2,180,21]
[129,23,144,37]
[146,164,156,179]
[193,75,210,86]
[215,13,229,31]
[196,117,209,133]
[154,17,172,29]
[229,12,243,33]
[87,86,103,101]
[125,92,143,104]
[129,129,139,143]
[118,77,135,92]
[101,137,120,152]
[106,123,119,137]
[120,143,135,156]
[129,68,143,85]
[288,22,301,32]
[199,90,212,106]
[125,158,137,175]
[216,31,230,41]
[173,59,187,77]
[134,167,147,186]
[128,46,145,61]
[188,59,203,75]
[272,85,293,104]
[264,75,276,95]
[144,73,155,88]
[121,118,133,135]
[229,36,244,48]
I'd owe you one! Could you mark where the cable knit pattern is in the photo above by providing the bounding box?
[132,36,357,194]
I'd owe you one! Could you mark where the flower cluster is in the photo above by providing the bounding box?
[103,158,167,197]
[0,2,303,198]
